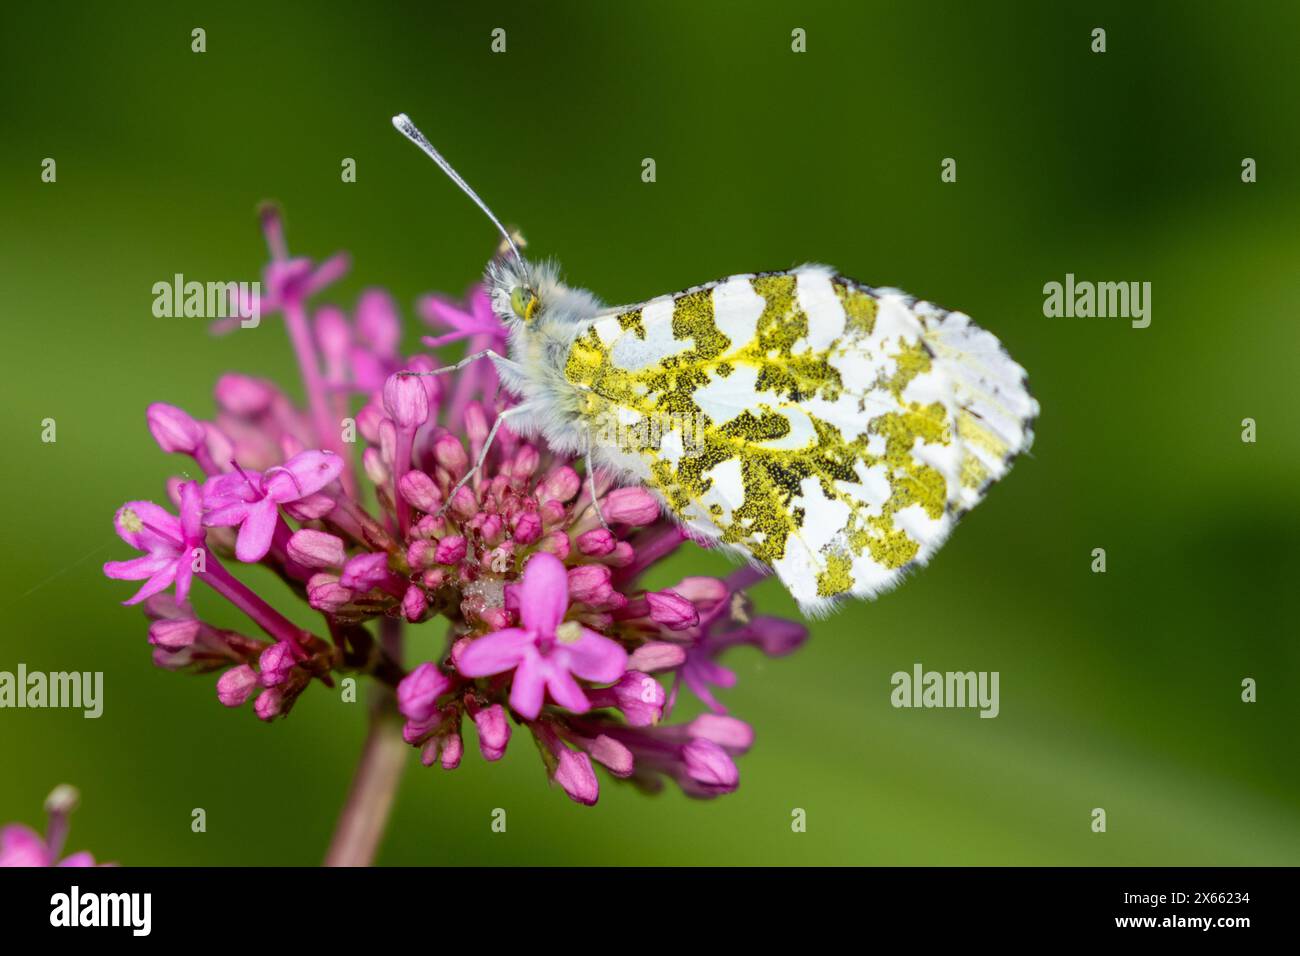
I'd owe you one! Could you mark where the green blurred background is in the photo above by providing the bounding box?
[2,0,1297,865]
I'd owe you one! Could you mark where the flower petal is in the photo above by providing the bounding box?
[234,498,279,562]
[103,554,172,583]
[202,471,259,509]
[566,629,629,684]
[179,480,204,543]
[544,668,591,713]
[122,563,179,606]
[173,559,195,604]
[0,824,51,867]
[263,450,344,502]
[518,552,569,634]
[508,656,547,720]
[456,628,534,678]
[202,500,251,528]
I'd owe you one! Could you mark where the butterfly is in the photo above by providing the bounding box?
[393,114,1038,617]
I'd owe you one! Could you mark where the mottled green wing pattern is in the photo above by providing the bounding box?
[564,265,1037,616]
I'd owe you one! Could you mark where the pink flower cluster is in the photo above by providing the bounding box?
[103,209,807,803]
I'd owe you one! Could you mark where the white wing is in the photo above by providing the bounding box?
[564,265,1037,617]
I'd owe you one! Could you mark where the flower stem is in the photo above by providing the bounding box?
[200,555,309,652]
[284,300,357,498]
[393,426,414,535]
[324,619,407,867]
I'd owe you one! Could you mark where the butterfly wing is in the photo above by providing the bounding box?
[565,265,1037,617]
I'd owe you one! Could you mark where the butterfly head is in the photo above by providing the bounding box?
[486,249,542,326]
[486,251,540,328]
[509,285,540,322]
[485,253,603,331]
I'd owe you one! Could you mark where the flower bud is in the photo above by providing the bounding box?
[254,688,284,721]
[406,539,436,570]
[307,573,352,613]
[602,487,659,525]
[627,641,687,672]
[355,402,385,444]
[314,306,351,365]
[512,511,542,545]
[439,733,463,770]
[215,374,276,416]
[258,642,296,687]
[576,528,616,556]
[471,703,511,761]
[449,485,478,519]
[646,589,700,630]
[402,585,428,622]
[44,784,80,817]
[398,470,442,512]
[397,662,452,723]
[383,373,429,430]
[747,616,809,656]
[433,434,469,474]
[553,748,599,806]
[217,665,259,707]
[464,403,489,446]
[613,671,665,726]
[590,734,634,777]
[362,447,389,486]
[567,564,614,606]
[511,445,540,478]
[434,535,467,565]
[538,530,571,559]
[671,576,730,615]
[688,714,754,751]
[146,403,205,454]
[148,618,201,651]
[357,290,401,358]
[682,738,738,793]
[340,552,393,592]
[537,466,580,503]
[538,496,569,528]
[287,529,346,569]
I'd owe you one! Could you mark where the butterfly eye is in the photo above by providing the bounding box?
[510,286,539,321]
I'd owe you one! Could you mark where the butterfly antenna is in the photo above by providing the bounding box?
[391,113,523,267]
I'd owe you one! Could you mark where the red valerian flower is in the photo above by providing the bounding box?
[102,209,808,804]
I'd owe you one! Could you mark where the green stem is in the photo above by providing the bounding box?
[323,619,407,867]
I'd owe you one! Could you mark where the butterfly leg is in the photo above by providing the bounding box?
[435,403,532,518]
[398,348,523,379]
[585,435,611,532]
